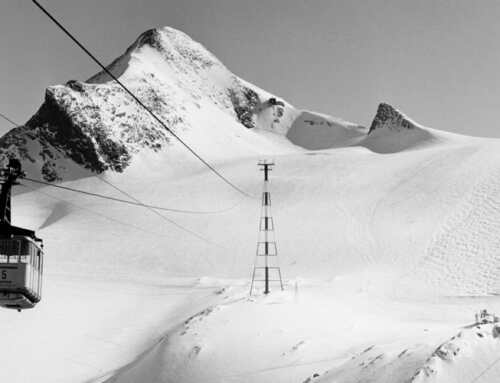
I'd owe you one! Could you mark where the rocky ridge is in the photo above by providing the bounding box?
[0,27,266,181]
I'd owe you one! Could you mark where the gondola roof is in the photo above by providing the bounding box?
[0,223,39,241]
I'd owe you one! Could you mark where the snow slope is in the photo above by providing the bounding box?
[317,319,500,383]
[100,283,500,383]
[1,26,500,383]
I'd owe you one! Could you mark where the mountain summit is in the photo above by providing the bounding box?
[0,27,452,181]
[0,27,303,180]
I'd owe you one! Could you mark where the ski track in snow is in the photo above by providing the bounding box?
[368,148,457,264]
[368,145,477,269]
[423,156,500,295]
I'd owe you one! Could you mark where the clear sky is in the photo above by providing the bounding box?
[1,0,500,137]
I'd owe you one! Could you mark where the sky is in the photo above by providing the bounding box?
[1,0,500,137]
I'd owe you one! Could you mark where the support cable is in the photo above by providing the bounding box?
[22,179,223,248]
[92,176,224,249]
[94,176,223,266]
[24,184,220,270]
[0,113,20,128]
[31,0,251,198]
[23,184,170,239]
[23,177,238,215]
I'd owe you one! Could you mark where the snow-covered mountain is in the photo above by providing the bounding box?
[0,27,364,182]
[2,26,500,383]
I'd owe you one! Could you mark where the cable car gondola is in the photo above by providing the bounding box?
[0,159,43,311]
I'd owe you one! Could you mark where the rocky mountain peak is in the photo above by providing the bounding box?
[0,26,286,181]
[87,26,223,84]
[368,102,418,134]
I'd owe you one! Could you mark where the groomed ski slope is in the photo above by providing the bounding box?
[16,124,500,296]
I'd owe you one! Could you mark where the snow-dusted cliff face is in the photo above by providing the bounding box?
[0,27,305,181]
[368,102,419,133]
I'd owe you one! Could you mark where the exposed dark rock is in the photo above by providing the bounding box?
[369,103,417,134]
[229,87,260,129]
[26,88,106,173]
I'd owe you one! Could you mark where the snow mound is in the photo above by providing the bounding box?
[316,344,430,383]
[410,323,500,382]
[286,111,366,150]
[316,323,500,383]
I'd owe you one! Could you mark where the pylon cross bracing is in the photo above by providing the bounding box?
[250,160,284,295]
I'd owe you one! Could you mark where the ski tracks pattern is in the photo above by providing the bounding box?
[422,149,500,294]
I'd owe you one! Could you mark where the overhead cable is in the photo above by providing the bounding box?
[0,112,21,128]
[24,184,171,239]
[23,177,237,215]
[22,178,223,248]
[93,177,224,250]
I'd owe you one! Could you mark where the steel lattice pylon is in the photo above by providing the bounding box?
[250,160,284,295]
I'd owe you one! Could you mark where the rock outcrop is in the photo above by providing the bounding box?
[369,102,418,134]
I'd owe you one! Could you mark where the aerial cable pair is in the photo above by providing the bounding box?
[0,113,236,246]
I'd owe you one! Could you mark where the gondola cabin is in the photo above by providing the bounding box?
[0,233,43,310]
[0,158,44,311]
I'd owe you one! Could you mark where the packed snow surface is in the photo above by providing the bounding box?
[1,26,500,383]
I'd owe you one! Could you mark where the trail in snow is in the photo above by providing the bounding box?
[422,153,500,294]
